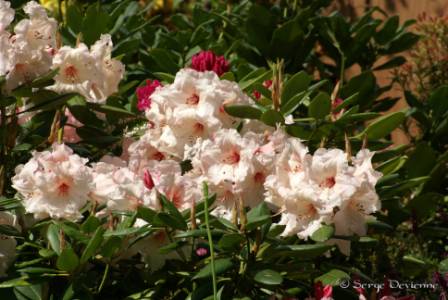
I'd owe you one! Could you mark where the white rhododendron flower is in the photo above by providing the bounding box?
[90,157,151,212]
[265,136,382,253]
[14,1,57,51]
[50,34,123,103]
[144,69,259,158]
[188,128,265,218]
[0,0,14,32]
[0,212,19,277]
[12,143,92,220]
[2,1,57,91]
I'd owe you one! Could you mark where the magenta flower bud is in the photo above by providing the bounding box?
[195,247,209,257]
[191,50,230,76]
[143,170,155,190]
[136,80,162,112]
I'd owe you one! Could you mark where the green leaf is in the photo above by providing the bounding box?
[383,32,419,54]
[159,195,187,230]
[377,155,408,176]
[0,277,30,288]
[80,227,105,264]
[314,269,350,286]
[101,236,122,258]
[260,110,284,127]
[428,85,448,119]
[281,91,307,116]
[193,258,233,279]
[439,259,448,273]
[254,269,283,286]
[82,4,110,46]
[404,143,437,178]
[373,56,406,70]
[270,18,303,58]
[311,225,334,242]
[407,193,443,219]
[246,202,271,231]
[0,224,21,237]
[375,16,399,44]
[239,70,271,91]
[223,105,262,120]
[153,72,175,83]
[47,224,61,255]
[56,248,79,272]
[218,233,245,251]
[308,92,331,119]
[149,48,179,74]
[361,111,405,140]
[274,244,332,259]
[154,212,187,230]
[245,5,275,55]
[137,206,158,224]
[81,216,101,234]
[14,285,42,300]
[66,5,83,33]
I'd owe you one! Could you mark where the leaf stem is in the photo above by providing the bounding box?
[202,182,217,300]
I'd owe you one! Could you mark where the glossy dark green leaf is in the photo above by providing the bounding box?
[193,258,233,279]
[311,225,334,242]
[14,285,42,300]
[254,269,283,285]
[218,233,245,251]
[428,85,448,119]
[361,111,405,140]
[82,4,110,46]
[66,5,83,33]
[274,244,332,259]
[260,110,284,126]
[314,269,349,286]
[375,16,399,44]
[224,105,262,120]
[47,224,61,255]
[377,155,408,176]
[308,92,331,119]
[80,227,105,264]
[56,248,79,272]
[81,216,101,234]
[383,32,419,54]
[407,193,443,219]
[373,56,406,70]
[246,202,271,231]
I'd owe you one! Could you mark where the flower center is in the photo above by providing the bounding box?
[64,64,78,81]
[320,176,336,188]
[151,151,165,161]
[193,122,204,134]
[222,149,240,164]
[57,182,70,197]
[254,172,265,183]
[186,93,200,105]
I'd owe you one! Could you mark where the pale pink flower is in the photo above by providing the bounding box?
[12,143,92,220]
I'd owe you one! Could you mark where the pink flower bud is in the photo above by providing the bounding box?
[191,50,230,76]
[143,170,155,190]
[136,80,162,111]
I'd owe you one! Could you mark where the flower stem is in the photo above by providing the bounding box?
[202,182,217,300]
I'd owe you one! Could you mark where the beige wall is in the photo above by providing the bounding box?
[329,0,447,144]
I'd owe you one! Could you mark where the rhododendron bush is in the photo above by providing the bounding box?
[0,1,446,300]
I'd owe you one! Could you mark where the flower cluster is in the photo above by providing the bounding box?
[12,68,382,260]
[0,0,124,103]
